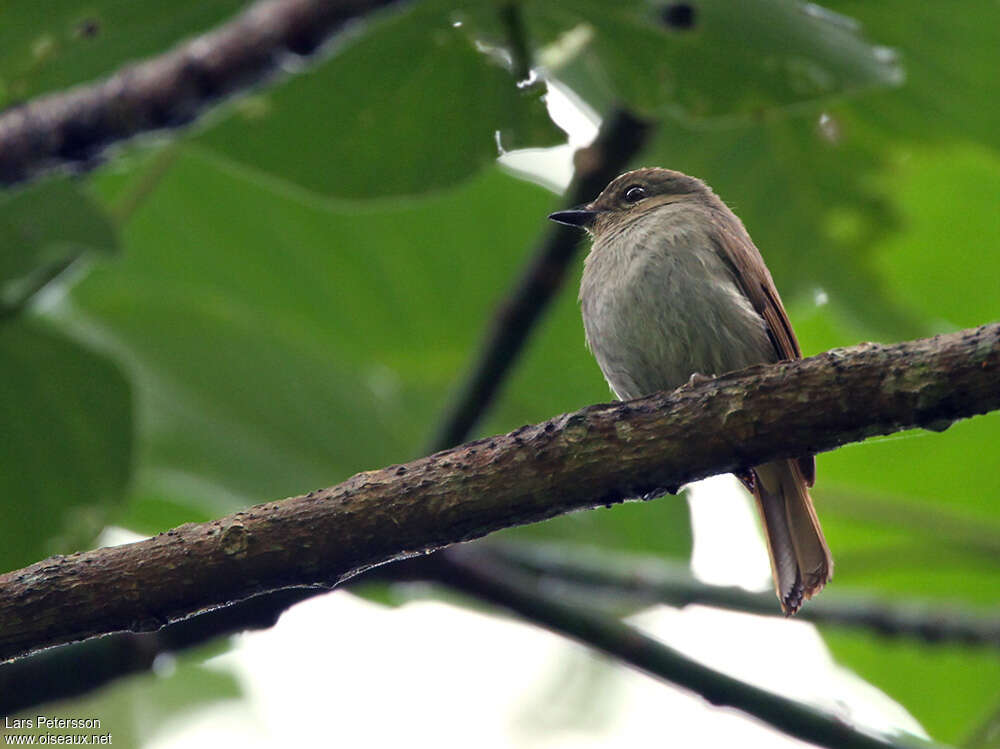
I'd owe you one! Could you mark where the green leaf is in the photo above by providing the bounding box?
[74,149,557,517]
[0,319,132,572]
[528,0,901,120]
[823,629,1000,746]
[825,0,1000,151]
[197,2,562,199]
[867,144,1000,331]
[0,0,249,107]
[815,414,1000,606]
[0,178,118,313]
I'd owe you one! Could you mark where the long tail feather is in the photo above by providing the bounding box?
[751,460,833,615]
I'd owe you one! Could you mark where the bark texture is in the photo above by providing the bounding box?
[1,323,997,662]
[0,0,397,185]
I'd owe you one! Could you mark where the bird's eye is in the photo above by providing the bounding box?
[623,185,647,203]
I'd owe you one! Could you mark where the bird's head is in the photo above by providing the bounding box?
[548,167,710,237]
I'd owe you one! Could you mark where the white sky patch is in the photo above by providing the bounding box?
[498,80,600,193]
[148,588,925,749]
[686,474,772,591]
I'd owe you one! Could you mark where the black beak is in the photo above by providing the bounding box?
[548,208,599,228]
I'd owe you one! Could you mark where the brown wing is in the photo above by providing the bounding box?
[711,207,815,486]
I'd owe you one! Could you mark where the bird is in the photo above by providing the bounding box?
[549,167,832,614]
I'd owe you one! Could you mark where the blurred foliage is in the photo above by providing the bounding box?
[0,178,118,312]
[0,0,998,745]
[0,648,240,746]
[0,0,249,107]
[197,1,563,198]
[821,630,1000,747]
[79,150,560,523]
[470,0,902,121]
[0,318,131,572]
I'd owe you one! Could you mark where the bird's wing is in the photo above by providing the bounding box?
[712,210,816,486]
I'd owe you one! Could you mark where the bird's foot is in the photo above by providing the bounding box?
[680,371,715,390]
[735,468,755,493]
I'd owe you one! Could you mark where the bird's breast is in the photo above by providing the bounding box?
[579,220,773,400]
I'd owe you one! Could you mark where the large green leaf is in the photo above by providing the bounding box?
[0,318,132,572]
[74,148,549,514]
[0,0,248,107]
[826,0,1000,151]
[0,177,118,312]
[197,1,562,199]
[822,630,1000,746]
[524,0,901,121]
[867,144,1000,331]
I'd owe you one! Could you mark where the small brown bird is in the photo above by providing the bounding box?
[550,167,832,614]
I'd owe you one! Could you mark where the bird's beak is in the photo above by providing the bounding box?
[548,206,600,229]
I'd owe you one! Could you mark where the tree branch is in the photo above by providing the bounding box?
[435,547,945,749]
[0,0,397,186]
[489,543,1000,647]
[0,323,996,662]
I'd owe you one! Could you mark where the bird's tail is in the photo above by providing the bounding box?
[751,459,833,615]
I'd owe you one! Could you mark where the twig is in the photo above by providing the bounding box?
[0,323,997,663]
[0,0,398,186]
[490,543,1000,647]
[436,547,946,749]
[499,3,532,83]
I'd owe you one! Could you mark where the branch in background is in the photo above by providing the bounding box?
[13,518,997,715]
[0,588,316,715]
[0,323,997,663]
[436,547,945,749]
[499,3,532,84]
[0,0,398,186]
[427,108,650,451]
[490,544,1000,648]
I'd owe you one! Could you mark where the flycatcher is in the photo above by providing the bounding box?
[550,167,832,614]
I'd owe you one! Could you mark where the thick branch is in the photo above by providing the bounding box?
[1,323,998,663]
[0,0,396,186]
